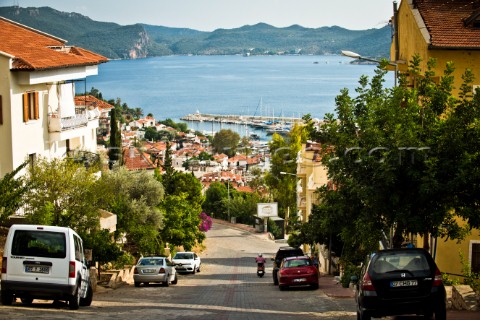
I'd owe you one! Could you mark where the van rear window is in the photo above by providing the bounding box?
[12,230,66,258]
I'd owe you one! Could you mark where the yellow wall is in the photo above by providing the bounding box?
[417,219,480,280]
[392,0,480,95]
[392,1,480,278]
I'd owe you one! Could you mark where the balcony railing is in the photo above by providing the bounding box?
[67,150,101,169]
[48,105,100,132]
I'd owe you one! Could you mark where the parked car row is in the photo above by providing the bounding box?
[132,251,202,287]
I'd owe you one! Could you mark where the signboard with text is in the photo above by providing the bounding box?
[257,203,278,218]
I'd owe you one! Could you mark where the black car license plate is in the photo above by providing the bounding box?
[390,280,418,287]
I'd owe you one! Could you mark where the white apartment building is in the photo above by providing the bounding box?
[0,17,108,177]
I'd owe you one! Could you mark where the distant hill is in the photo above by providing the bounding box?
[0,6,391,60]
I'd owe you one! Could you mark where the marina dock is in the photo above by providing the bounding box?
[180,112,304,129]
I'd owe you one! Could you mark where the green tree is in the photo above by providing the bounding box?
[212,129,240,157]
[108,109,122,169]
[161,194,205,251]
[0,162,30,224]
[203,182,228,217]
[23,158,101,234]
[264,131,302,219]
[98,167,165,256]
[310,56,480,262]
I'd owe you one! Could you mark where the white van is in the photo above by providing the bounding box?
[1,224,93,309]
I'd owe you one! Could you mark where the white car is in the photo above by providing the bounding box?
[1,225,93,310]
[172,252,201,274]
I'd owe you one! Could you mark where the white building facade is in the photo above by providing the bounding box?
[0,17,108,177]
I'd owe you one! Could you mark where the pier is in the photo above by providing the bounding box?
[180,112,304,128]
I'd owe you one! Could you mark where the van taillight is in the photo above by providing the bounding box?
[69,261,76,278]
[361,272,375,291]
[1,257,6,274]
[159,268,166,274]
[433,267,443,287]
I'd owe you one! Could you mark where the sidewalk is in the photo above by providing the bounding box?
[319,274,355,298]
[212,218,272,240]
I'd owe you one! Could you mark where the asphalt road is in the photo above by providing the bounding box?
[0,222,357,319]
[2,222,476,319]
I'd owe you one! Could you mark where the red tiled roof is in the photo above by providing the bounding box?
[74,95,113,110]
[414,0,480,49]
[0,16,108,71]
[123,147,156,171]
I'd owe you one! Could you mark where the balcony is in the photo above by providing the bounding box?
[48,106,100,132]
[67,150,101,169]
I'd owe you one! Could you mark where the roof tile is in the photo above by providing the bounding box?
[0,16,108,70]
[415,0,480,48]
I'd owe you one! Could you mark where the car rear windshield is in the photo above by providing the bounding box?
[284,259,312,268]
[175,253,193,259]
[139,258,164,266]
[372,251,431,275]
[277,249,303,259]
[12,230,66,258]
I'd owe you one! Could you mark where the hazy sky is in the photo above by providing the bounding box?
[0,0,395,31]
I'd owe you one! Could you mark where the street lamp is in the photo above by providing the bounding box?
[280,171,296,176]
[341,50,398,87]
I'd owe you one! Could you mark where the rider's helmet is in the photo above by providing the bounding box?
[258,253,263,257]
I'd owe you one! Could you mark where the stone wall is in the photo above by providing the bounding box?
[450,285,479,311]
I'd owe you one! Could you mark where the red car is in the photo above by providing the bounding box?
[277,256,319,290]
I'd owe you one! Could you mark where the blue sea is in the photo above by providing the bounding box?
[84,55,393,138]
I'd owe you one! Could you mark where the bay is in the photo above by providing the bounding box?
[84,55,393,139]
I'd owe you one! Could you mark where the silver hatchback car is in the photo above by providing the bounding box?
[133,257,178,287]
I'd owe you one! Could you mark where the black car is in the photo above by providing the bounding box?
[272,246,304,285]
[352,248,446,320]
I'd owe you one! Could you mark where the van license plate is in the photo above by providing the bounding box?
[391,280,418,287]
[25,266,49,274]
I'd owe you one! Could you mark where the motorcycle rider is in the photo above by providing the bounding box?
[255,253,266,266]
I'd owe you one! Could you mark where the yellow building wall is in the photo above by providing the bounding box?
[417,219,480,280]
[391,1,480,279]
[392,0,480,95]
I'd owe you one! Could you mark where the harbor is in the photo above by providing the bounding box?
[180,112,304,138]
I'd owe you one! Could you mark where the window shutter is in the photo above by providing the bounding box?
[34,91,39,119]
[23,93,29,122]
[0,95,3,125]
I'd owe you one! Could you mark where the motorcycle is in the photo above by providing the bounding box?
[257,262,265,277]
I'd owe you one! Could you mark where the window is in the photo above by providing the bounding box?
[28,153,36,171]
[12,230,66,258]
[22,91,39,122]
[74,235,84,262]
[471,242,480,273]
[0,95,3,125]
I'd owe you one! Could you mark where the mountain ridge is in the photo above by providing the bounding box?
[0,6,391,60]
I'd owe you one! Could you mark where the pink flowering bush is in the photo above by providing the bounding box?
[199,212,213,232]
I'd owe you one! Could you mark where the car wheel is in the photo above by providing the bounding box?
[310,282,319,290]
[434,301,446,320]
[279,285,287,291]
[69,283,81,310]
[134,282,140,287]
[1,290,14,305]
[21,297,33,305]
[80,282,93,307]
[164,274,170,287]
[172,274,178,285]
[197,264,201,273]
[358,310,371,320]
